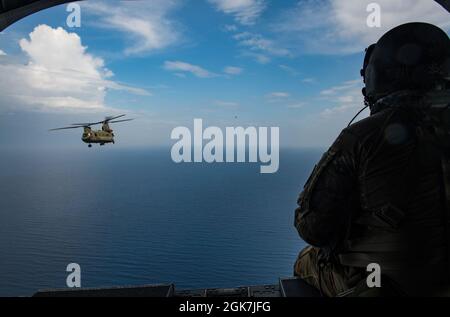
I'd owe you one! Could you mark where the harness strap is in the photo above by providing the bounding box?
[339,247,448,270]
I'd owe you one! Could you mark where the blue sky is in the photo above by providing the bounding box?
[0,0,449,149]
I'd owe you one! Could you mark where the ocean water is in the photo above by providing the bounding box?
[0,148,321,296]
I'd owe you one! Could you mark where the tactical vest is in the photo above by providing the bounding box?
[339,91,450,292]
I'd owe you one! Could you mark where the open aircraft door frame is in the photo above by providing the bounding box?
[0,0,81,31]
[437,0,450,12]
[0,0,449,32]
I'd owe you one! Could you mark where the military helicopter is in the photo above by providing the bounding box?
[50,115,133,148]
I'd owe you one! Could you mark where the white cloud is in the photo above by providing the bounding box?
[318,79,365,118]
[279,64,299,76]
[234,32,291,57]
[320,79,361,96]
[275,0,450,54]
[0,25,148,112]
[265,91,293,103]
[232,31,291,63]
[222,20,290,64]
[242,52,271,64]
[267,92,290,98]
[208,0,267,25]
[282,79,368,147]
[287,103,305,109]
[164,61,217,78]
[224,24,239,32]
[82,0,182,55]
[302,78,316,84]
[0,49,6,56]
[224,66,243,75]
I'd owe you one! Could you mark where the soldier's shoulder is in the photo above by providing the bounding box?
[343,109,391,139]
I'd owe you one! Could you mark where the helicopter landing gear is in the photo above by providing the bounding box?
[88,144,92,148]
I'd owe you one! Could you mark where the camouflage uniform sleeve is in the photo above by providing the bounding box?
[295,129,361,251]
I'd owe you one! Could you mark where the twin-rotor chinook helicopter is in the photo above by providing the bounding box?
[50,115,133,148]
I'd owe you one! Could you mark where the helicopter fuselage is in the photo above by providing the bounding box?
[82,127,114,146]
[50,115,132,147]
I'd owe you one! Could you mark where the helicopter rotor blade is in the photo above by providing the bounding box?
[108,119,134,124]
[49,125,87,131]
[105,114,126,122]
[71,115,127,126]
[53,115,130,132]
[70,122,99,126]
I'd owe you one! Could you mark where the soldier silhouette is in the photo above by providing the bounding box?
[294,22,450,297]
